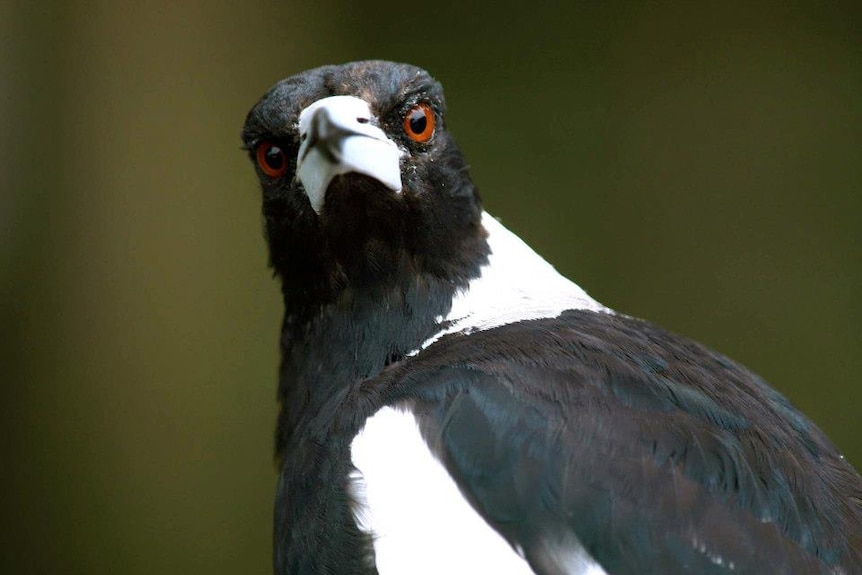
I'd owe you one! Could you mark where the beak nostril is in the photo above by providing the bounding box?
[357,117,369,124]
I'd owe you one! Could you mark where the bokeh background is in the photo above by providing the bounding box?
[2,2,860,573]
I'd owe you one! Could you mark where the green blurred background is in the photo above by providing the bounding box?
[2,1,860,573]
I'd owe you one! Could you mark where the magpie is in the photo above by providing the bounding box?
[241,60,862,575]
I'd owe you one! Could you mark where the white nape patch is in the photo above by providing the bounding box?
[350,406,535,575]
[296,95,403,213]
[417,211,611,352]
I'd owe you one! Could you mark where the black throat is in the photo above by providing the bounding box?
[275,267,461,453]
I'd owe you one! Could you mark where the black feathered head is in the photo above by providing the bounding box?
[242,61,487,309]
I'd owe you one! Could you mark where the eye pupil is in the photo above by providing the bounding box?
[264,146,284,170]
[256,142,288,177]
[408,111,427,135]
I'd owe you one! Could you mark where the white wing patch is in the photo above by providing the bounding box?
[416,211,611,353]
[350,407,609,575]
[350,406,535,575]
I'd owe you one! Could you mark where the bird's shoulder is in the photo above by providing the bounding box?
[370,309,862,574]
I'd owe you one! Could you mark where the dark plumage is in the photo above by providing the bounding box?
[242,60,862,575]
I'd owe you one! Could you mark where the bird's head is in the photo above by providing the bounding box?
[242,61,487,310]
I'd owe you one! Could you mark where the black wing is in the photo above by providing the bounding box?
[378,310,862,574]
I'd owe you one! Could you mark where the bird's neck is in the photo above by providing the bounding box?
[274,256,480,455]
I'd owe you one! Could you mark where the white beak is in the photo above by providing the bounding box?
[296,95,403,213]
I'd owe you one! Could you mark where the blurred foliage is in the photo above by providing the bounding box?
[2,1,860,573]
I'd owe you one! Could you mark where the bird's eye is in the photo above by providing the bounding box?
[403,103,435,143]
[256,142,288,178]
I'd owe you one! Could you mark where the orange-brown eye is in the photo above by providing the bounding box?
[256,142,288,177]
[403,103,435,143]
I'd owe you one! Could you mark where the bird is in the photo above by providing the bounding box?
[241,60,862,575]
